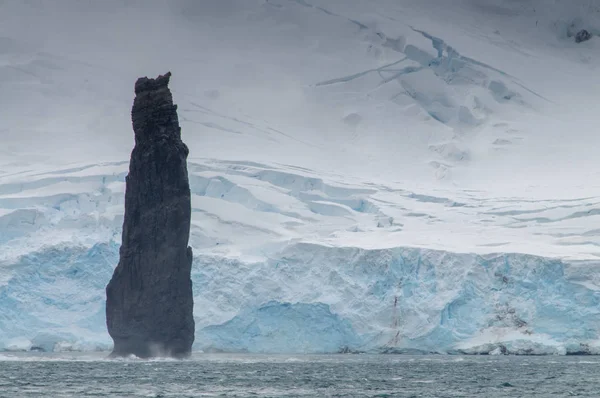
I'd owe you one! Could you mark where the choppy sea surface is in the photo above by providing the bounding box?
[1,353,599,397]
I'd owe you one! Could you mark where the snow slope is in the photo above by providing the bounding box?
[1,0,600,353]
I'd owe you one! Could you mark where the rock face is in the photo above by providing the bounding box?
[575,29,592,43]
[106,72,195,358]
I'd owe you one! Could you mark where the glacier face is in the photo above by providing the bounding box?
[198,301,361,354]
[192,244,600,354]
[0,243,117,352]
[2,234,600,354]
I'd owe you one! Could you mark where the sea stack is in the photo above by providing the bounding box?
[106,72,195,358]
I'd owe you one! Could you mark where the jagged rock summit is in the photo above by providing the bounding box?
[106,72,195,358]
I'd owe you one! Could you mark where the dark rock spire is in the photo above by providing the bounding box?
[106,72,195,358]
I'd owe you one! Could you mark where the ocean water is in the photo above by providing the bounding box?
[0,353,598,397]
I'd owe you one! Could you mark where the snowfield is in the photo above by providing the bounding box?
[1,0,600,354]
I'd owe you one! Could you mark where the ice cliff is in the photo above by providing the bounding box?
[2,218,600,355]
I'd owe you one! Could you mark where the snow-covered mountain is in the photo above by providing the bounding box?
[1,0,600,354]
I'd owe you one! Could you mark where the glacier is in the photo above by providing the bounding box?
[2,0,600,355]
[198,301,361,354]
[2,205,600,354]
[192,243,600,355]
